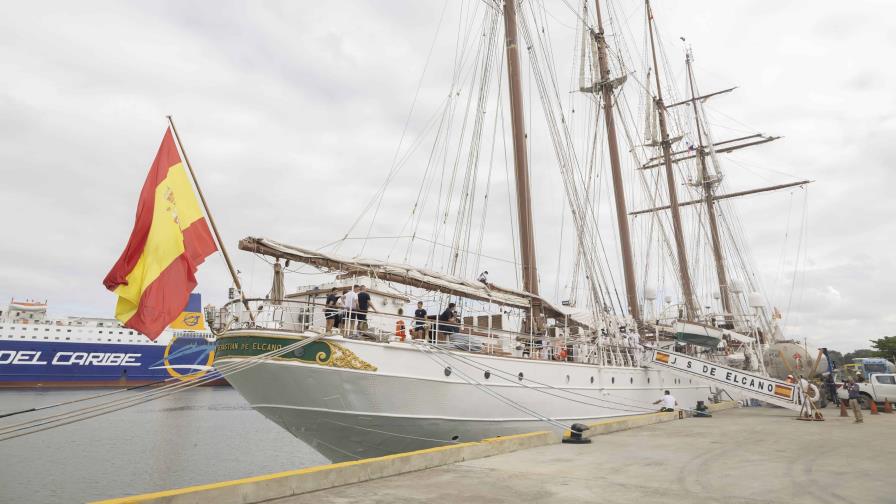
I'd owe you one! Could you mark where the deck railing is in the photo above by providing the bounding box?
[215,299,646,368]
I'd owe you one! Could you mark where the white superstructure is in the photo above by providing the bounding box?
[0,299,211,347]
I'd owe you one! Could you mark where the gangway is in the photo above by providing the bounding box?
[648,349,803,412]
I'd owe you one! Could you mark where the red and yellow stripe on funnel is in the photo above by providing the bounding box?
[103,128,217,339]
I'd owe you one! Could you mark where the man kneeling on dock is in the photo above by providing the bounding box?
[654,390,678,412]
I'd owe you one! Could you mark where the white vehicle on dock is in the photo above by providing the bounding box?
[856,373,896,408]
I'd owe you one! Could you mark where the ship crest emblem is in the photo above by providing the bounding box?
[163,186,181,227]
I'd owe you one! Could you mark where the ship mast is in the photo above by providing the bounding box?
[684,50,732,322]
[645,0,698,320]
[502,1,540,316]
[592,0,641,325]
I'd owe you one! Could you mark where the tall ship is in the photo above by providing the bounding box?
[0,293,217,387]
[213,0,817,462]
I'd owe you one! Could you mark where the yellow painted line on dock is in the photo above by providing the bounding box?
[90,441,480,504]
[480,430,550,443]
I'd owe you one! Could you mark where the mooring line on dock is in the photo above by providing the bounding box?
[0,378,170,420]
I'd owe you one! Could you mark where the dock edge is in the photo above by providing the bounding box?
[93,401,739,504]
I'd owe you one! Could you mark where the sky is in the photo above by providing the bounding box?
[0,1,893,353]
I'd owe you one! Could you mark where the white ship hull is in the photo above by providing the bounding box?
[218,330,716,461]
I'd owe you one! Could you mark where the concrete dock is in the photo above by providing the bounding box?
[283,408,892,504]
[98,405,894,504]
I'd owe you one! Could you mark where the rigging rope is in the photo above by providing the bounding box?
[426,342,658,414]
[410,340,570,429]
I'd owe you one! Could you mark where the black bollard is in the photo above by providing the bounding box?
[562,423,592,444]
[694,400,712,418]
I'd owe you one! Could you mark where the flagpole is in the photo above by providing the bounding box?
[166,115,255,322]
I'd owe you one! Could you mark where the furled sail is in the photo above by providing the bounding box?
[238,237,588,326]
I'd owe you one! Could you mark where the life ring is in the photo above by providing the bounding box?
[802,383,820,401]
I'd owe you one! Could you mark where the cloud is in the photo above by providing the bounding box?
[1,0,892,355]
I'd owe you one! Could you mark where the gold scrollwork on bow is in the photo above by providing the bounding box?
[321,342,378,372]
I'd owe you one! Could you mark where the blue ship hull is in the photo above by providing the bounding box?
[0,337,222,388]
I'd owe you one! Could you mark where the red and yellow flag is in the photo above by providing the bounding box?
[103,128,217,339]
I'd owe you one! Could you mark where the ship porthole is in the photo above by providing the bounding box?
[518,372,524,381]
[630,377,634,384]
[565,374,570,384]
[590,376,594,384]
[451,435,460,441]
[611,377,615,384]
[647,377,650,384]
[444,366,452,377]
[484,370,491,379]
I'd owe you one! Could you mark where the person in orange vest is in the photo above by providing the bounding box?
[395,308,408,341]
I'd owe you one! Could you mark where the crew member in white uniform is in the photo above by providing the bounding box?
[342,285,359,334]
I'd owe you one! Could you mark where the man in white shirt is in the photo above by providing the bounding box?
[653,390,678,412]
[342,285,359,334]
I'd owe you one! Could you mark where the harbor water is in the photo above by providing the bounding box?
[0,387,328,503]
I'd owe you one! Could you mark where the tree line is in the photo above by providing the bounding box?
[825,336,896,368]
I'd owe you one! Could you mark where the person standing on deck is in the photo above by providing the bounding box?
[324,287,340,333]
[653,390,677,412]
[477,270,489,285]
[617,328,630,364]
[846,378,864,423]
[356,285,376,331]
[628,328,642,365]
[413,301,427,340]
[342,285,359,335]
[437,303,458,343]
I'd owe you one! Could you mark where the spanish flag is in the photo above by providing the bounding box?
[103,128,217,339]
